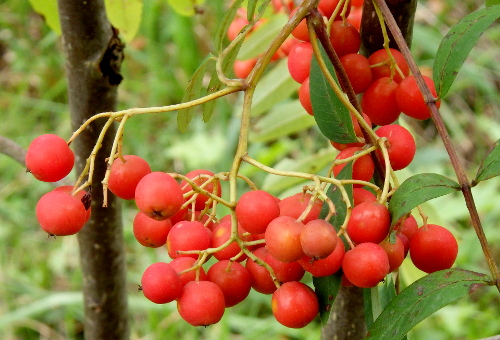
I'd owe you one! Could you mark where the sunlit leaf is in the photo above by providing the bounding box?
[389,173,460,226]
[310,43,357,143]
[105,0,143,43]
[474,138,500,183]
[177,55,215,132]
[366,269,490,340]
[250,100,316,143]
[433,5,500,97]
[313,273,342,324]
[166,0,205,17]
[28,0,61,34]
[238,13,288,60]
[251,59,300,116]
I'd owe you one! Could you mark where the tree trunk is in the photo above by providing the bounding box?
[56,1,129,339]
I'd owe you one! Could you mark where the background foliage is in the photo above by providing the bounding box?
[0,0,499,338]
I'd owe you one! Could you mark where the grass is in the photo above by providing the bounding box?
[0,0,500,339]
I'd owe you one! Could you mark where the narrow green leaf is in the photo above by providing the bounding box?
[166,0,205,17]
[433,5,500,97]
[177,55,215,132]
[105,0,143,43]
[250,100,316,143]
[214,0,245,53]
[313,273,342,324]
[246,0,258,21]
[238,14,288,60]
[310,43,357,143]
[366,269,490,340]
[261,148,338,194]
[486,0,500,6]
[389,173,460,226]
[28,0,61,34]
[474,139,500,183]
[251,58,300,116]
[320,163,353,230]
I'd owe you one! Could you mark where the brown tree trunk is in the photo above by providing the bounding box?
[56,1,129,339]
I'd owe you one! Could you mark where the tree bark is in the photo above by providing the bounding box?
[56,1,129,339]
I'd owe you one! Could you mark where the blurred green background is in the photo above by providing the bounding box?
[0,0,499,339]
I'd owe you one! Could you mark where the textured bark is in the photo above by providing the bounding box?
[321,286,367,340]
[360,0,417,56]
[56,1,129,339]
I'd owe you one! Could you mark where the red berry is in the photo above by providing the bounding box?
[380,236,405,272]
[290,7,310,41]
[207,260,252,307]
[53,186,91,222]
[352,187,376,206]
[245,247,277,294]
[236,190,280,234]
[340,53,373,94]
[300,219,338,259]
[141,262,182,304]
[133,211,172,248]
[265,253,305,283]
[299,77,313,115]
[272,281,319,328]
[361,77,401,126]
[375,124,416,171]
[329,21,360,57]
[36,190,88,236]
[265,216,305,263]
[169,257,207,286]
[288,42,313,84]
[211,220,252,262]
[227,17,249,41]
[177,281,225,326]
[108,155,151,200]
[278,192,323,223]
[166,221,212,259]
[342,242,390,288]
[394,214,418,240]
[299,240,345,277]
[135,172,185,220]
[347,201,391,244]
[368,48,409,83]
[396,75,440,120]
[319,0,351,20]
[409,224,458,273]
[234,58,257,79]
[26,134,74,182]
[333,146,375,185]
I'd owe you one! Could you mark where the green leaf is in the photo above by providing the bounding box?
[250,100,316,143]
[28,0,61,34]
[310,43,357,143]
[105,0,143,43]
[177,55,215,132]
[238,13,288,60]
[251,59,300,116]
[313,273,342,324]
[320,163,353,230]
[246,0,258,21]
[261,148,338,194]
[486,0,500,6]
[214,0,245,53]
[433,5,500,97]
[166,0,205,17]
[474,139,500,183]
[389,173,460,226]
[366,269,490,340]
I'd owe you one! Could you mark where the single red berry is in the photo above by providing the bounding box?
[227,17,249,41]
[272,281,319,328]
[329,21,360,57]
[299,77,313,115]
[108,155,151,200]
[141,262,182,304]
[340,53,373,94]
[319,0,351,20]
[169,257,207,287]
[166,221,212,259]
[298,241,345,277]
[288,42,313,84]
[347,201,391,244]
[290,7,311,41]
[177,281,225,326]
[236,190,280,234]
[266,216,305,263]
[36,190,88,236]
[342,242,390,288]
[375,124,416,171]
[135,172,185,220]
[53,186,91,222]
[234,58,257,79]
[352,187,376,206]
[133,211,172,248]
[211,220,252,262]
[300,219,338,260]
[396,75,440,120]
[279,192,323,224]
[26,134,74,182]
[394,214,418,240]
[361,77,401,126]
[245,247,277,294]
[368,48,409,83]
[333,146,375,186]
[265,253,305,283]
[379,236,405,272]
[207,260,252,307]
[409,224,458,273]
